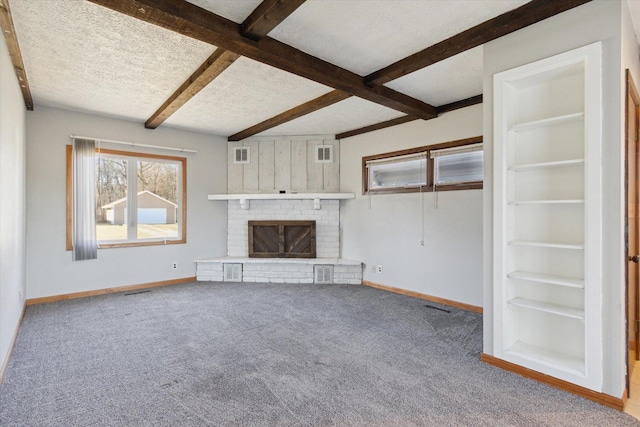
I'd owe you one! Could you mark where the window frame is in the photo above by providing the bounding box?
[66,146,187,250]
[366,153,428,192]
[362,136,483,195]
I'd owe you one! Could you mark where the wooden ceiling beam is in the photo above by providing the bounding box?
[365,0,592,86]
[335,115,419,140]
[0,0,33,110]
[229,90,351,141]
[435,94,483,115]
[335,95,482,140]
[87,0,437,120]
[145,49,239,129]
[146,0,300,129]
[241,0,307,41]
[230,0,586,140]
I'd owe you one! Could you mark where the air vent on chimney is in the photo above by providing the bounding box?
[314,265,333,284]
[233,147,250,164]
[315,145,333,163]
[223,263,242,282]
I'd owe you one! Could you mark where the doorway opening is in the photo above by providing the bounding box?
[625,69,640,400]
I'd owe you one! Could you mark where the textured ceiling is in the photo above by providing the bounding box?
[268,0,530,76]
[10,0,214,122]
[164,57,333,135]
[385,47,484,107]
[259,97,404,137]
[185,0,263,24]
[6,0,554,139]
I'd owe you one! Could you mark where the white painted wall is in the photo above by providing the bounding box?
[0,32,27,372]
[26,106,228,299]
[340,104,483,307]
[483,0,625,397]
[623,2,640,121]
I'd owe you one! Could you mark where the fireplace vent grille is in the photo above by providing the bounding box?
[223,263,242,282]
[314,265,334,284]
[315,145,333,163]
[233,147,250,164]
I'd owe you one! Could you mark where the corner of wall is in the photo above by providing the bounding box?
[0,29,28,378]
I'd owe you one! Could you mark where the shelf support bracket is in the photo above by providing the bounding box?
[240,199,249,210]
[314,198,321,210]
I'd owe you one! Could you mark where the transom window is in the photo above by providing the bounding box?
[367,153,427,190]
[362,136,483,194]
[432,144,483,185]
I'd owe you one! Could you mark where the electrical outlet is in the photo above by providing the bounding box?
[172,262,178,270]
[376,265,383,274]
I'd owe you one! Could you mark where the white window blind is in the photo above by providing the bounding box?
[429,143,483,158]
[366,152,427,190]
[431,144,483,185]
[72,138,98,260]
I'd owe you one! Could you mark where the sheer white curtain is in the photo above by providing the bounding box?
[72,138,97,260]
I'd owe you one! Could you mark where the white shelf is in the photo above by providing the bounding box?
[508,159,584,172]
[505,341,585,375]
[507,240,584,250]
[208,192,355,201]
[508,199,584,205]
[508,297,584,320]
[507,271,584,288]
[509,112,584,132]
[208,192,355,209]
[494,42,602,390]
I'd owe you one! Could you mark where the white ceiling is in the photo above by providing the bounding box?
[263,97,404,137]
[266,0,528,76]
[10,0,215,121]
[164,57,332,135]
[7,0,626,140]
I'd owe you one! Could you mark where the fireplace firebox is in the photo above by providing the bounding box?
[248,220,316,258]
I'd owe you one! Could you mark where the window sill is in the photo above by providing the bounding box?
[364,182,482,195]
[66,238,185,251]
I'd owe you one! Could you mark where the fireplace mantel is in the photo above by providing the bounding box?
[207,192,355,209]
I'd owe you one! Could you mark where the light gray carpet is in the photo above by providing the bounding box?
[0,282,637,426]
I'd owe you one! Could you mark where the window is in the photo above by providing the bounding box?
[432,144,483,186]
[367,153,427,190]
[362,136,482,194]
[67,147,186,249]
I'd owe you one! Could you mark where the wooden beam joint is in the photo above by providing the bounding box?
[365,0,592,86]
[241,0,306,41]
[87,0,437,120]
[336,94,482,140]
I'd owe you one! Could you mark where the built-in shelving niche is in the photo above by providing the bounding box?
[493,42,602,391]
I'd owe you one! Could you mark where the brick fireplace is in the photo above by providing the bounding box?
[195,194,362,285]
[227,198,340,258]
